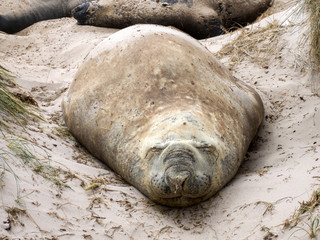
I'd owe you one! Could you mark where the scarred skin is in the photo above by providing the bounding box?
[62,25,264,207]
[0,0,273,38]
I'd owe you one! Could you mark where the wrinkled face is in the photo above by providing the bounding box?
[147,141,217,203]
[140,111,227,207]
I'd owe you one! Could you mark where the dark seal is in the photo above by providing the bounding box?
[1,0,272,38]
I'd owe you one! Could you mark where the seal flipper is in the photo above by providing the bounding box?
[0,13,45,34]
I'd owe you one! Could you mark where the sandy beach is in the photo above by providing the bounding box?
[1,0,320,239]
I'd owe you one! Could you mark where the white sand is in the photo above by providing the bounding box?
[1,1,320,239]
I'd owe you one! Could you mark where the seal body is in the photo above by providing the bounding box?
[1,0,272,38]
[0,0,88,33]
[73,0,272,38]
[62,24,264,207]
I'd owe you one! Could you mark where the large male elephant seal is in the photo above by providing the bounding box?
[62,24,264,207]
[0,0,272,38]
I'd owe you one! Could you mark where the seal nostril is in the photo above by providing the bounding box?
[165,169,191,194]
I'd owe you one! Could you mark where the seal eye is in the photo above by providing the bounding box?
[144,142,170,158]
[197,145,215,153]
[196,145,219,161]
[144,146,166,158]
[151,146,165,152]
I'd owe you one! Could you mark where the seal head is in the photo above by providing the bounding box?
[71,2,91,24]
[137,108,238,206]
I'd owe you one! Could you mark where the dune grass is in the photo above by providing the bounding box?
[285,189,320,238]
[0,65,42,129]
[216,20,282,68]
[305,0,320,95]
[0,65,66,198]
[303,0,320,70]
[298,190,320,215]
[293,0,320,94]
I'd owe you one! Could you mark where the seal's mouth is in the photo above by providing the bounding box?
[165,165,192,194]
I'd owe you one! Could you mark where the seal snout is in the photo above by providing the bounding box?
[163,150,195,194]
[165,165,192,194]
[150,143,212,199]
[71,2,90,24]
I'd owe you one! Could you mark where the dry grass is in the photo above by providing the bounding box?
[298,190,320,215]
[216,20,283,68]
[0,65,41,129]
[292,0,320,94]
[303,0,320,70]
[303,0,320,95]
[284,189,320,237]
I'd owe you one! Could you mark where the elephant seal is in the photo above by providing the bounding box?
[1,0,272,38]
[62,24,264,207]
[72,0,272,38]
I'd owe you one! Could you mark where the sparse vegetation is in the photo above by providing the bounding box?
[304,0,320,95]
[289,217,320,239]
[5,206,28,227]
[5,206,43,231]
[54,126,72,139]
[7,138,50,172]
[299,190,320,215]
[293,0,320,94]
[7,137,70,189]
[0,66,67,198]
[216,20,283,68]
[1,134,69,198]
[285,190,320,239]
[303,0,320,70]
[0,65,41,129]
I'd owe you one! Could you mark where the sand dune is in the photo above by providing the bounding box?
[1,1,320,239]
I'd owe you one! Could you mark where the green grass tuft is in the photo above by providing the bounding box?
[289,217,320,239]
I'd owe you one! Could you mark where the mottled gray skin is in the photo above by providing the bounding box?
[62,25,264,207]
[73,0,273,38]
[0,0,272,38]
